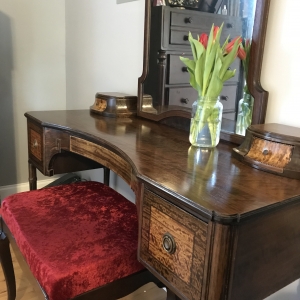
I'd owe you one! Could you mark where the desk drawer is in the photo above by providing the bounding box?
[245,137,293,172]
[140,189,207,300]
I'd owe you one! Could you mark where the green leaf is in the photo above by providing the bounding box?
[206,56,223,97]
[222,69,236,82]
[219,37,241,79]
[189,35,205,60]
[180,57,195,72]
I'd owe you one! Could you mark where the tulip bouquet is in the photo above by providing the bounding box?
[180,24,245,147]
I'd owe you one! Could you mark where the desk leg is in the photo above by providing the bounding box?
[167,289,181,300]
[103,167,110,186]
[29,162,37,191]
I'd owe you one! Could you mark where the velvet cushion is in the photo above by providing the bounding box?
[1,181,144,300]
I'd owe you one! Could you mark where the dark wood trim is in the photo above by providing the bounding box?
[137,0,271,144]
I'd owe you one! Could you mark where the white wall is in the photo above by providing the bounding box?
[263,0,300,127]
[0,0,66,186]
[65,0,145,109]
[65,0,145,199]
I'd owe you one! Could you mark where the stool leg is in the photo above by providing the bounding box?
[0,232,16,300]
[103,167,110,186]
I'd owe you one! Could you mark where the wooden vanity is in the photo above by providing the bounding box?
[26,110,300,300]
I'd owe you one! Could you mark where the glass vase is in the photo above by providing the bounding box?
[235,92,254,136]
[189,96,223,148]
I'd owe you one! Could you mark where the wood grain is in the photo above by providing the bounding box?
[140,188,207,300]
[246,137,292,168]
[70,136,132,185]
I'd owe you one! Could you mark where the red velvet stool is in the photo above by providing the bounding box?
[0,181,160,300]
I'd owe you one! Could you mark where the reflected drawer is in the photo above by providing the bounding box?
[220,85,238,111]
[168,87,197,108]
[170,10,242,32]
[140,189,208,300]
[168,85,237,111]
[168,55,240,85]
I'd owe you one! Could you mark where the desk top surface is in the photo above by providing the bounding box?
[26,110,300,222]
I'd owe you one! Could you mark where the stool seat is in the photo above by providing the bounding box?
[1,181,144,300]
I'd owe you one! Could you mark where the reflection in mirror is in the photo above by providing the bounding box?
[137,0,270,145]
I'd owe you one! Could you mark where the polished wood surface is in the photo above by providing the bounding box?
[24,110,300,300]
[26,110,300,220]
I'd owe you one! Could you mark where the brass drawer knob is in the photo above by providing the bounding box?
[262,148,269,155]
[162,233,176,254]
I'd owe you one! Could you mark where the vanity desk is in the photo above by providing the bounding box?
[25,110,300,300]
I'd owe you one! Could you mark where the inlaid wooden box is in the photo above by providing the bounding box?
[232,123,300,179]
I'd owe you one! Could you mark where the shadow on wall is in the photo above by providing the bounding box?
[0,11,16,187]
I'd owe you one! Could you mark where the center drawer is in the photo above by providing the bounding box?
[139,189,208,300]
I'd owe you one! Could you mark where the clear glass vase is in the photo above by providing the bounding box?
[189,96,223,148]
[235,92,254,136]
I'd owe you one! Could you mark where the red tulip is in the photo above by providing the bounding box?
[213,26,219,40]
[199,33,208,48]
[238,47,247,60]
[225,37,242,54]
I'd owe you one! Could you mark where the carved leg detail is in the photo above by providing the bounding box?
[28,162,37,191]
[0,232,16,300]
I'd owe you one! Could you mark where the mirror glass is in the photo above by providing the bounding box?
[137,0,269,144]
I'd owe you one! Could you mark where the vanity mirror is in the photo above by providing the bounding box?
[137,0,270,144]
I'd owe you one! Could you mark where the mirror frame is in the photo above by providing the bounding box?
[137,0,270,145]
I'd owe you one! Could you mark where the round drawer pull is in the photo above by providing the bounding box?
[184,17,192,24]
[182,67,188,72]
[220,95,228,101]
[180,98,189,104]
[262,148,269,155]
[183,35,189,41]
[162,233,176,254]
[226,23,233,28]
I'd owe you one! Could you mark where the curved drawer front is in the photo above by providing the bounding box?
[70,136,132,184]
[140,189,208,300]
[245,137,293,172]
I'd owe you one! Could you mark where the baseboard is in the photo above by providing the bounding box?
[0,178,56,200]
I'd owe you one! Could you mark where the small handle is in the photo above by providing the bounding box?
[162,233,176,254]
[226,23,233,28]
[182,67,188,72]
[262,148,269,155]
[220,95,228,101]
[183,35,189,41]
[184,17,192,24]
[180,98,189,104]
